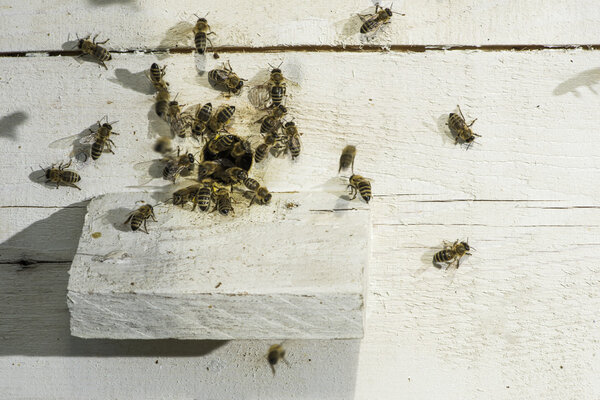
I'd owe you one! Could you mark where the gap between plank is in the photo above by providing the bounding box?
[1,44,600,57]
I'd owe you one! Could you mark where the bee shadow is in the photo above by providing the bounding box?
[553,67,600,97]
[28,168,54,189]
[418,246,443,277]
[0,111,28,140]
[147,105,171,139]
[423,113,454,146]
[49,122,97,161]
[105,207,135,232]
[157,21,194,60]
[334,11,367,42]
[109,68,154,95]
[194,53,208,76]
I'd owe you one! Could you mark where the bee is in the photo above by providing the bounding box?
[283,121,302,159]
[197,160,221,179]
[148,63,168,91]
[208,61,246,94]
[242,176,260,192]
[207,134,236,155]
[41,160,81,190]
[155,87,170,120]
[223,166,248,191]
[257,104,287,135]
[172,185,197,207]
[207,105,235,136]
[267,344,286,375]
[191,102,212,139]
[194,179,214,211]
[448,105,481,149]
[433,240,472,270]
[348,174,372,203]
[90,119,119,160]
[124,204,157,234]
[153,137,173,155]
[193,16,215,55]
[270,82,286,108]
[167,99,190,138]
[162,148,195,182]
[358,4,401,36]
[254,132,280,163]
[213,188,234,216]
[76,34,111,69]
[230,139,252,159]
[249,186,272,206]
[339,145,357,173]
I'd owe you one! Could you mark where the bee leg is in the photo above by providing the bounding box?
[96,38,110,45]
[100,60,108,70]
[248,195,256,207]
[63,160,72,169]
[467,118,477,127]
[151,212,157,222]
[69,183,82,191]
[142,219,149,234]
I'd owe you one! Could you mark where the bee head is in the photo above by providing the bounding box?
[277,105,288,114]
[228,105,236,112]
[235,81,244,91]
[45,168,51,179]
[449,112,456,118]
[77,39,85,49]
[197,17,207,23]
[271,68,282,74]
[169,101,178,106]
[284,121,296,128]
[461,242,470,251]
[187,153,195,163]
[102,123,112,130]
[385,8,393,16]
[465,136,475,143]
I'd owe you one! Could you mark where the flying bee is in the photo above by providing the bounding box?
[89,119,119,160]
[153,137,173,155]
[162,148,195,182]
[191,102,212,139]
[267,344,286,375]
[207,134,236,155]
[448,105,481,149]
[193,16,215,55]
[155,87,170,120]
[433,240,473,270]
[197,160,221,179]
[257,104,287,135]
[358,4,403,36]
[249,186,272,206]
[283,121,302,159]
[41,160,81,190]
[208,61,246,95]
[75,34,111,69]
[213,188,234,216]
[124,204,157,234]
[348,174,372,203]
[254,132,280,163]
[339,145,357,173]
[147,63,168,91]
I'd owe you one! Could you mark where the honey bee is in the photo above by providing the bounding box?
[448,105,481,149]
[167,99,191,138]
[207,134,236,155]
[270,81,286,108]
[358,4,402,36]
[41,160,81,190]
[194,179,214,211]
[89,119,119,160]
[242,176,260,192]
[207,105,235,136]
[230,139,252,159]
[208,61,246,94]
[249,186,272,206]
[213,188,234,216]
[197,160,221,179]
[148,63,168,91]
[267,344,286,375]
[172,185,196,207]
[257,104,287,135]
[76,34,111,69]
[254,132,280,163]
[153,137,173,155]
[124,204,157,234]
[283,121,302,159]
[338,145,356,173]
[193,16,215,55]
[348,174,372,203]
[155,87,170,120]
[223,166,248,190]
[191,102,212,139]
[162,148,195,182]
[433,240,472,270]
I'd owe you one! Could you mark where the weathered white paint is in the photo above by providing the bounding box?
[1,0,599,51]
[68,192,369,339]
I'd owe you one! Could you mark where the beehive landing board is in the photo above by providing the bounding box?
[68,191,370,339]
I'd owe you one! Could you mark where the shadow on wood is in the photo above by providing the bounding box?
[109,68,155,95]
[0,263,227,356]
[157,21,194,60]
[0,201,88,263]
[0,111,27,140]
[553,68,600,96]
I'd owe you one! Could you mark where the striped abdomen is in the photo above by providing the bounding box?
[216,192,233,216]
[360,19,378,34]
[196,103,212,123]
[195,186,212,211]
[93,45,111,61]
[270,85,285,106]
[150,63,163,85]
[91,140,105,160]
[129,213,144,231]
[254,143,270,163]
[59,170,81,183]
[194,31,207,54]
[243,177,260,191]
[260,116,278,134]
[351,175,372,203]
[448,113,466,134]
[216,106,235,124]
[214,134,235,152]
[155,100,168,119]
[433,249,454,264]
[288,133,301,159]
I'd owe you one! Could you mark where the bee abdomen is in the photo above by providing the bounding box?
[357,180,372,202]
[91,141,104,160]
[270,85,285,106]
[156,100,168,119]
[216,106,235,124]
[254,143,270,163]
[360,20,377,34]
[194,32,207,54]
[243,177,260,191]
[129,213,143,231]
[61,171,81,183]
[217,196,233,215]
[288,135,301,159]
[93,46,111,61]
[197,187,211,211]
[260,117,276,134]
[433,250,453,263]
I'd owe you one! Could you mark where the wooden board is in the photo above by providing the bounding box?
[1,0,599,52]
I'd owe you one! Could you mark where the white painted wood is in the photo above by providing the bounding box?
[1,0,599,52]
[1,50,600,210]
[68,191,369,339]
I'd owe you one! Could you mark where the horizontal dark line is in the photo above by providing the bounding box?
[1,44,599,57]
[0,205,87,209]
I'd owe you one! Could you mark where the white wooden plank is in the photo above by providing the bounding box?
[1,50,600,210]
[68,191,369,339]
[1,0,599,52]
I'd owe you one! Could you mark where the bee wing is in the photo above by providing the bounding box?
[213,68,230,81]
[48,132,91,149]
[134,159,165,185]
[248,84,271,110]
